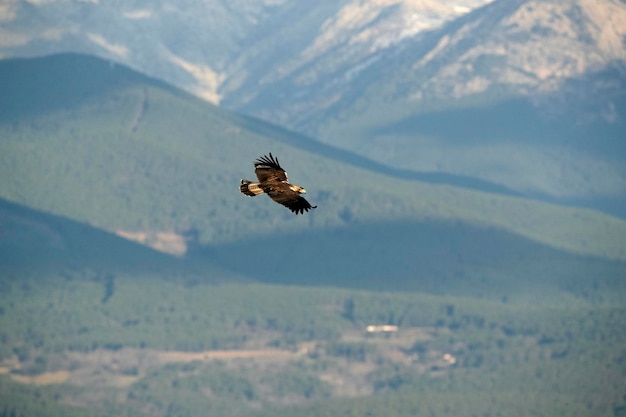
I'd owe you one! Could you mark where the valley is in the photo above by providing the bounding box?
[1,272,624,417]
[0,326,439,394]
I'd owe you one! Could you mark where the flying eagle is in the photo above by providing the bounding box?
[240,153,317,214]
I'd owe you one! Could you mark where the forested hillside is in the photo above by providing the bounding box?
[1,53,625,417]
[1,54,624,257]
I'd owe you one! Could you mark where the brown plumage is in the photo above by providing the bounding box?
[240,153,317,214]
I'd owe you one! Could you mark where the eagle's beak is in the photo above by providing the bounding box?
[290,185,306,194]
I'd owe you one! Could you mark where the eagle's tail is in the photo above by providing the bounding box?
[240,180,264,197]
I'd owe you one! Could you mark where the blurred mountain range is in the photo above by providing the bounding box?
[1,0,625,212]
[0,0,497,103]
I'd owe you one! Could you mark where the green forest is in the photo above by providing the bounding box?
[1,54,625,417]
[1,267,625,417]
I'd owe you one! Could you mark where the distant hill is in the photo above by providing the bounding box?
[0,197,235,285]
[1,53,625,300]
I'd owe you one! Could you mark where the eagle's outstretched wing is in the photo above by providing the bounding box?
[267,187,317,215]
[254,153,288,183]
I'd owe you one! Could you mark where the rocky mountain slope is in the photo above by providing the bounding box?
[226,0,626,120]
[3,0,623,125]
[0,0,494,103]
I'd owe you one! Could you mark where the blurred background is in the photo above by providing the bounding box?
[1,1,625,416]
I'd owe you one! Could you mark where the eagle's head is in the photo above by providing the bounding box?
[289,185,307,194]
